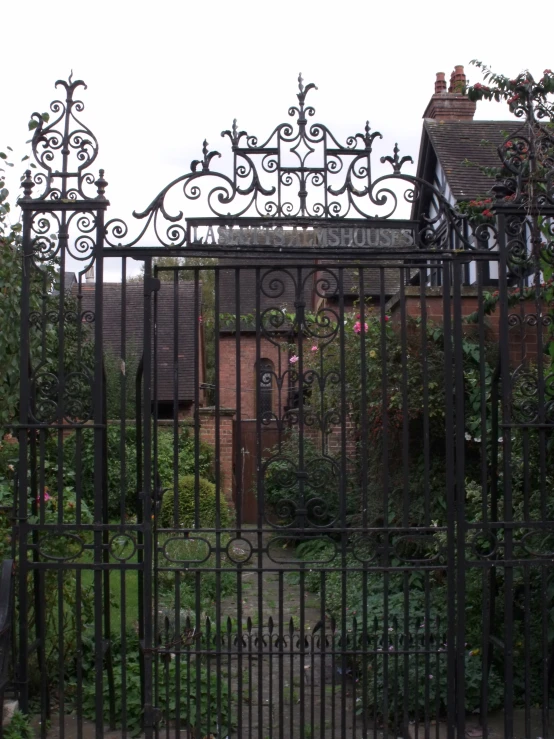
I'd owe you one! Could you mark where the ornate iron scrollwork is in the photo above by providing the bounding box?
[104,74,475,249]
[26,74,100,202]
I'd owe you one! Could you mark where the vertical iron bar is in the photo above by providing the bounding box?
[193,269,202,739]
[453,257,466,738]
[497,215,514,739]
[358,267,369,739]
[172,269,181,739]
[337,267,348,739]
[419,263,431,737]
[441,257,456,739]
[475,259,490,739]
[142,258,155,739]
[93,210,105,739]
[255,266,264,739]
[17,204,33,714]
[398,273,411,737]
[120,257,128,739]
[214,269,223,739]
[234,267,244,736]
[296,264,306,739]
[152,267,160,737]
[379,268,389,734]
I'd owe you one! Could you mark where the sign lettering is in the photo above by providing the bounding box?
[210,225,415,248]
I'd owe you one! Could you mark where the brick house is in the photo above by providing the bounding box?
[406,64,541,363]
[413,64,522,287]
[207,66,547,520]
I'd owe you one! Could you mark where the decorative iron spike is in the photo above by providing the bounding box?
[298,72,304,93]
[380,142,413,174]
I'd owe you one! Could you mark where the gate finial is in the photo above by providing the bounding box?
[22,74,99,202]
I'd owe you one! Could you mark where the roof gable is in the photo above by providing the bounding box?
[420,119,522,202]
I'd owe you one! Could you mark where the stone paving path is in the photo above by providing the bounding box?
[218,531,365,739]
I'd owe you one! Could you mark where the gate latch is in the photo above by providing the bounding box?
[144,276,161,295]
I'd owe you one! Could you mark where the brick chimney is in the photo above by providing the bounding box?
[423,65,476,121]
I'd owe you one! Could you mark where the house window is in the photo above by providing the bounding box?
[258,359,273,418]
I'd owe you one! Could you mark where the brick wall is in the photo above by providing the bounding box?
[199,408,234,501]
[219,334,290,419]
[388,287,547,366]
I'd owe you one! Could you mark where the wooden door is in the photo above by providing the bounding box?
[233,420,279,524]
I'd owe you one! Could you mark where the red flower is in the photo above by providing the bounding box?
[482,209,493,217]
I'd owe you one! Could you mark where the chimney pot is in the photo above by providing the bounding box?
[449,64,466,93]
[435,72,447,94]
[423,65,475,120]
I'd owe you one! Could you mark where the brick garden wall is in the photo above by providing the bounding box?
[388,287,546,365]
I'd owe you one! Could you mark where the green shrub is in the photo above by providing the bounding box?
[160,475,231,530]
[3,711,34,739]
[61,426,217,519]
[72,631,232,738]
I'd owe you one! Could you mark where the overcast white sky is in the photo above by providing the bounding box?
[2,0,550,279]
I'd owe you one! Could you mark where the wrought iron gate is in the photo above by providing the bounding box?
[12,74,554,739]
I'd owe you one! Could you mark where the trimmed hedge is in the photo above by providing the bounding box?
[160,475,231,529]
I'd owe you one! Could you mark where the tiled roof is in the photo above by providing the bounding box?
[218,258,400,327]
[423,119,522,201]
[322,263,403,300]
[78,282,202,403]
[218,259,313,330]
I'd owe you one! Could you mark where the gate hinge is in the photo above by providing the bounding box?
[144,276,161,295]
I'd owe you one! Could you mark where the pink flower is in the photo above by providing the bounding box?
[384,315,390,322]
[311,345,318,352]
[289,355,299,364]
[353,321,368,334]
[37,489,51,503]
